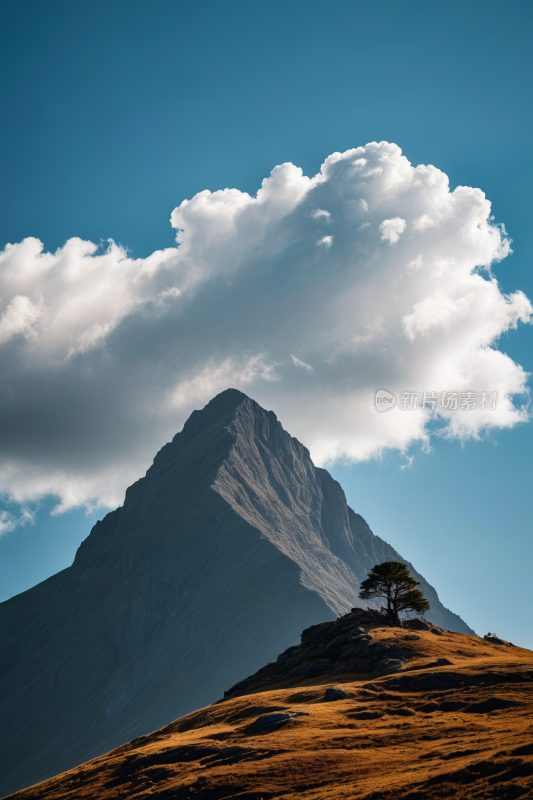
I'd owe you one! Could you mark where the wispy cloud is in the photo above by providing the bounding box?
[310,208,332,222]
[291,355,315,374]
[0,507,35,538]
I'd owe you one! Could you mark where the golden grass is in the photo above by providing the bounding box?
[7,630,533,800]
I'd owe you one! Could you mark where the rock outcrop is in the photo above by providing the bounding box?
[0,389,473,795]
[223,607,458,699]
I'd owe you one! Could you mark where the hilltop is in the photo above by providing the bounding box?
[6,617,532,800]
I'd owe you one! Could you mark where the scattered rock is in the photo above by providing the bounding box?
[431,628,444,636]
[351,710,383,720]
[324,687,354,701]
[403,617,431,631]
[248,711,308,734]
[225,705,289,724]
[483,635,509,646]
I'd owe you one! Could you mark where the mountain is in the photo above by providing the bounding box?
[6,620,532,800]
[0,389,473,796]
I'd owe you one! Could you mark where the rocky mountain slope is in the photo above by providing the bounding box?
[0,389,472,796]
[6,623,532,800]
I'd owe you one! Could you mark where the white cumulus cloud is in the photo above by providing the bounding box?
[0,295,42,345]
[0,141,530,523]
[413,214,436,233]
[380,217,407,244]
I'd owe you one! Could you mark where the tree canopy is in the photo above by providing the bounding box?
[358,561,430,622]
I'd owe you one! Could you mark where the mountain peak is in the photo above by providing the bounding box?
[0,390,473,796]
[185,387,250,421]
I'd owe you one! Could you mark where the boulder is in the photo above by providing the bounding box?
[374,659,404,676]
[351,710,383,720]
[248,711,308,734]
[403,617,431,631]
[483,635,508,646]
[324,687,354,701]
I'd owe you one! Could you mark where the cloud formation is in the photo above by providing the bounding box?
[379,216,406,244]
[0,141,530,521]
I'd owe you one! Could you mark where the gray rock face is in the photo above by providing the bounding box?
[0,389,473,795]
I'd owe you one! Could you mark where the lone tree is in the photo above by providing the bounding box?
[359,561,430,623]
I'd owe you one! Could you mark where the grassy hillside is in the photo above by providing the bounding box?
[7,625,533,800]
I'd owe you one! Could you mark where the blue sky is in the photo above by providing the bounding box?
[1,0,532,646]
